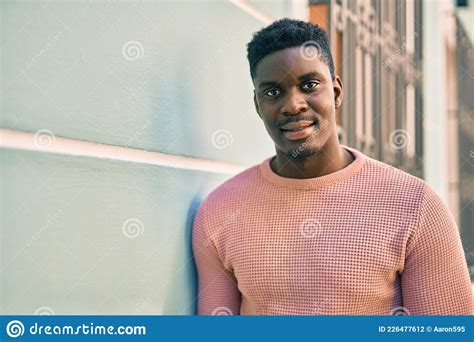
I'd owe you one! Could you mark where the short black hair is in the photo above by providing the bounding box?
[246,18,334,80]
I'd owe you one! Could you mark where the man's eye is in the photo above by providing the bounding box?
[264,88,280,97]
[302,81,320,90]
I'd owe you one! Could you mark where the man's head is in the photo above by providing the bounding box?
[247,18,343,160]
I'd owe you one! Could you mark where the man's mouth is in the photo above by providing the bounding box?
[280,120,315,131]
[280,120,319,140]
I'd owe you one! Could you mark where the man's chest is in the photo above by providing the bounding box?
[221,212,406,305]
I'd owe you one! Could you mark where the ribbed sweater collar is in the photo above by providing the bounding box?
[259,145,367,190]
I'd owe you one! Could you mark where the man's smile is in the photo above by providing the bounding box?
[280,121,319,140]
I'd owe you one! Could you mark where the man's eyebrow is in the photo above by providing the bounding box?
[297,71,325,81]
[258,80,279,88]
[258,71,325,88]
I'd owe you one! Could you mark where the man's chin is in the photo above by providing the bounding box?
[285,143,323,160]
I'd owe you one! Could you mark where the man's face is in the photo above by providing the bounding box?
[253,46,343,159]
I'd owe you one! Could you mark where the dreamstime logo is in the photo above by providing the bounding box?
[390,306,411,316]
[34,306,55,315]
[211,129,233,149]
[299,218,321,238]
[26,209,63,248]
[122,218,144,238]
[389,129,410,149]
[34,129,56,149]
[211,306,233,315]
[382,32,419,70]
[122,41,144,61]
[203,209,241,247]
[290,120,329,158]
[25,31,63,71]
[300,40,322,61]
[6,320,24,338]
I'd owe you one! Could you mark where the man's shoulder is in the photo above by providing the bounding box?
[362,155,426,188]
[201,160,265,208]
[355,155,443,228]
[356,155,430,208]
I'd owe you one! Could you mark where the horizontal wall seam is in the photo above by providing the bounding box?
[0,128,247,175]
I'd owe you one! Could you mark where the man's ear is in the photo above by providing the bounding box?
[253,90,262,119]
[333,76,343,110]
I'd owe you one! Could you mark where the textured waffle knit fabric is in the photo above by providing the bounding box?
[192,145,474,315]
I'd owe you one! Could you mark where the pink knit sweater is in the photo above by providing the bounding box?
[192,146,473,315]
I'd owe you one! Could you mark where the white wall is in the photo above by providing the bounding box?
[0,0,306,315]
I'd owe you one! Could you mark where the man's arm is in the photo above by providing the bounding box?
[192,200,241,315]
[401,183,474,315]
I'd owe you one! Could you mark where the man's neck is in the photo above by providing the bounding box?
[271,143,354,179]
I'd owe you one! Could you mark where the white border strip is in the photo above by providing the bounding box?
[0,128,247,175]
[229,0,274,25]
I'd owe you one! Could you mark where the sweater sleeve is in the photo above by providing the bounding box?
[401,183,474,315]
[192,199,241,315]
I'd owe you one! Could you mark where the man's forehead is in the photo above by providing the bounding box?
[255,47,327,78]
[254,47,328,81]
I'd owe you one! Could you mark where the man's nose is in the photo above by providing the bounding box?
[281,88,308,115]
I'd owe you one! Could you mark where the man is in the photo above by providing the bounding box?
[192,18,473,315]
